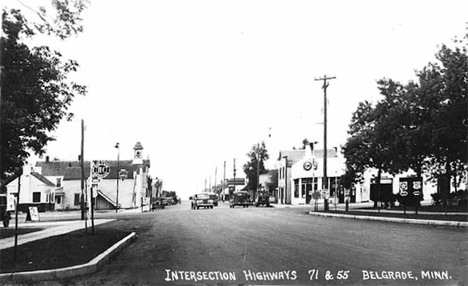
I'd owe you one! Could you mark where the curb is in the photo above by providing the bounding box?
[308,212,468,229]
[0,232,137,282]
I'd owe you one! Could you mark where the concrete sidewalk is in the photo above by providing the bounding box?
[0,219,115,250]
[271,202,468,228]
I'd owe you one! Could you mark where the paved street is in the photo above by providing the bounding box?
[61,201,467,285]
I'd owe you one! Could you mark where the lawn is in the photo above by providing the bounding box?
[0,228,44,239]
[320,204,468,222]
[0,220,132,274]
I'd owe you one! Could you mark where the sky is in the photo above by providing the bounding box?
[6,0,468,199]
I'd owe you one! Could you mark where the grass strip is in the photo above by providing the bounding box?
[0,222,131,274]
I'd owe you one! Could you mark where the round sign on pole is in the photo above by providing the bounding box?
[119,169,128,180]
[92,160,110,179]
[312,191,321,200]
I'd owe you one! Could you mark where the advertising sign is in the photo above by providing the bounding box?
[91,160,110,179]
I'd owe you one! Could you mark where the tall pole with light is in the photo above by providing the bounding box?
[115,143,120,213]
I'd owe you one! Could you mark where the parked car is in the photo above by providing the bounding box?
[256,190,270,207]
[230,191,251,208]
[0,194,12,227]
[209,194,219,206]
[191,192,215,209]
[151,197,167,210]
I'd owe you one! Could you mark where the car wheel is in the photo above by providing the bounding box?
[197,206,199,209]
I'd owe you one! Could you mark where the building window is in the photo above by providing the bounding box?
[56,178,62,187]
[33,192,41,203]
[330,177,339,197]
[74,194,80,206]
[313,178,318,192]
[294,179,299,198]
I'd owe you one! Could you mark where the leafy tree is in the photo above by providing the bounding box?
[1,2,88,183]
[344,32,467,206]
[243,142,269,199]
[414,41,468,191]
[342,100,395,207]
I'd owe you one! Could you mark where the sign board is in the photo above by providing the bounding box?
[119,169,128,180]
[91,160,110,179]
[399,182,408,197]
[26,206,40,222]
[312,191,321,200]
[321,189,330,199]
[303,161,313,171]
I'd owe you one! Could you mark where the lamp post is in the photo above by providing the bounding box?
[115,143,120,213]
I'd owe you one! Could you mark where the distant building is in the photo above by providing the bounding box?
[259,170,278,203]
[6,142,151,211]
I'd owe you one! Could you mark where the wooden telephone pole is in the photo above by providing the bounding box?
[315,75,336,211]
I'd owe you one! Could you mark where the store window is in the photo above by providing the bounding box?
[294,179,299,198]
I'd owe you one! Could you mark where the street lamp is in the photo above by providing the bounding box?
[115,143,120,213]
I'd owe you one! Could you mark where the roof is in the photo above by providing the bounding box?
[313,149,339,158]
[134,142,144,150]
[36,159,150,181]
[277,150,305,167]
[277,149,338,167]
[31,172,56,186]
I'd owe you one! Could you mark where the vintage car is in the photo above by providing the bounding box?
[209,194,219,207]
[151,197,167,210]
[230,191,251,208]
[191,192,215,209]
[255,190,270,207]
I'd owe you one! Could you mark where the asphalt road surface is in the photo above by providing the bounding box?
[67,201,467,286]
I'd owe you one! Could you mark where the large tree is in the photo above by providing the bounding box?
[343,33,468,202]
[243,142,269,199]
[1,2,88,183]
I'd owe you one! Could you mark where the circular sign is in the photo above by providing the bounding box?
[400,191,408,197]
[303,161,313,171]
[119,169,128,180]
[312,191,321,200]
[413,191,421,196]
[92,160,110,179]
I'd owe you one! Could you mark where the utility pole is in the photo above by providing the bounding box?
[315,75,336,211]
[233,158,236,193]
[80,119,85,220]
[214,166,217,193]
[256,143,260,202]
[115,143,120,213]
[223,161,226,200]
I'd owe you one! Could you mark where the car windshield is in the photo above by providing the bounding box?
[197,194,209,199]
[209,195,217,200]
